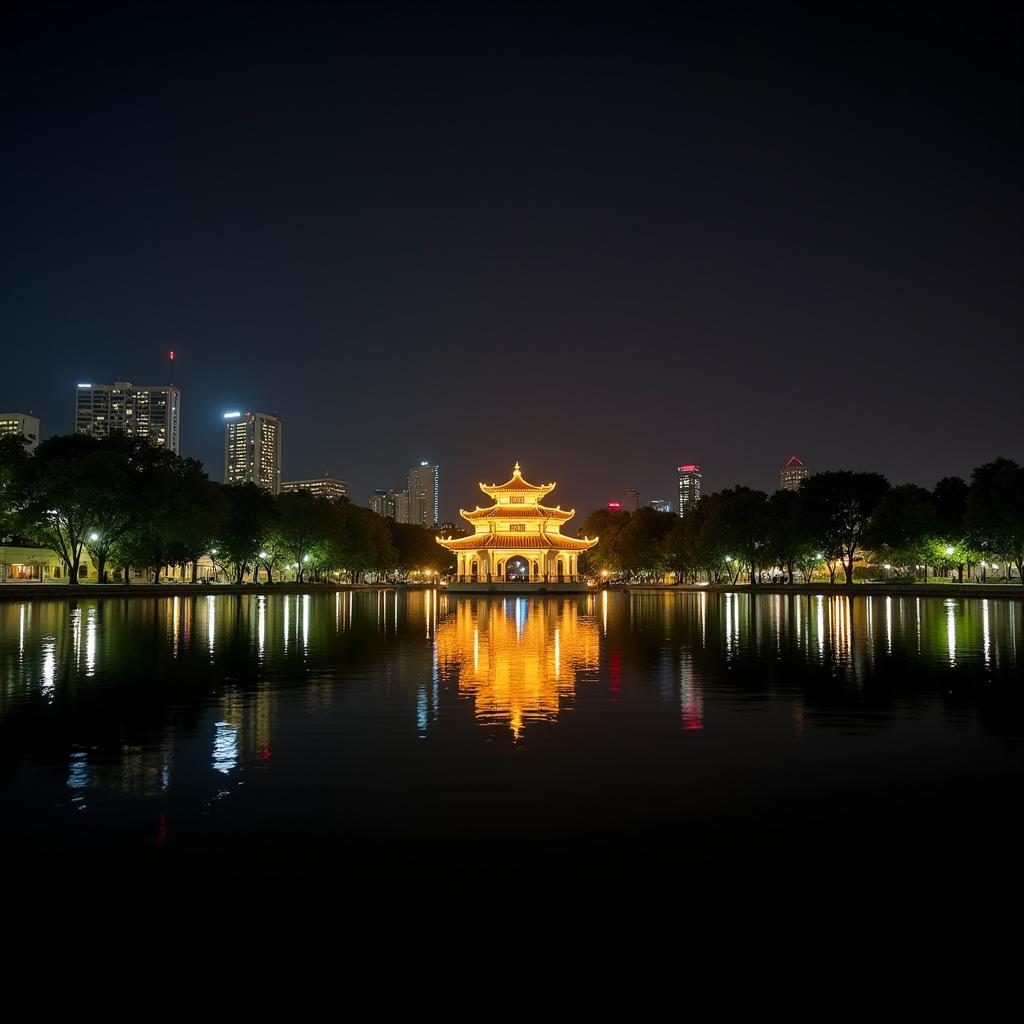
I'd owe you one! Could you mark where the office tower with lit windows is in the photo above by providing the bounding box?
[0,412,40,452]
[408,461,439,526]
[370,487,406,519]
[648,498,671,513]
[224,411,282,494]
[624,487,640,511]
[75,381,181,453]
[282,475,347,501]
[780,455,809,492]
[677,464,701,516]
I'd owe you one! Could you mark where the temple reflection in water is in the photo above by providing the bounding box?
[435,596,600,737]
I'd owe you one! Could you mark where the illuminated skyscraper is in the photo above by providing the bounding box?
[369,487,404,519]
[648,498,671,513]
[408,461,439,526]
[0,412,40,452]
[677,464,701,516]
[282,476,347,501]
[75,381,181,453]
[224,411,282,494]
[780,455,809,492]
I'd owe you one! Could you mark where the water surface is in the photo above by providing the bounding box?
[2,590,1022,884]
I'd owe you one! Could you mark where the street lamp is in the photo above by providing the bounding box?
[90,532,100,542]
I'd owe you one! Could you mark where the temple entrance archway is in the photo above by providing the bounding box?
[505,556,530,581]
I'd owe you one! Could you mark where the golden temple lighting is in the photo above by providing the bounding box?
[437,463,598,584]
[435,598,599,737]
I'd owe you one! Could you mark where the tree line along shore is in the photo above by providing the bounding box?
[2,433,1023,587]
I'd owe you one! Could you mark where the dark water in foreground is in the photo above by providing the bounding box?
[2,590,1023,887]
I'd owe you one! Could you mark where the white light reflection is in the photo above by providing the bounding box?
[284,595,290,654]
[85,606,97,676]
[206,595,216,656]
[554,627,561,678]
[19,604,26,657]
[41,637,56,701]
[302,594,310,654]
[982,599,991,668]
[816,596,825,660]
[602,590,608,635]
[212,720,238,774]
[946,599,957,666]
[257,595,266,658]
[172,595,180,657]
[71,607,81,667]
[699,591,706,646]
[885,596,892,656]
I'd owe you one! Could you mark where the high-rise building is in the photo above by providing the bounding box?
[394,489,410,524]
[677,464,701,516]
[75,381,181,453]
[224,411,282,494]
[624,487,640,511]
[408,461,439,526]
[780,455,809,492]
[607,500,623,513]
[282,475,347,501]
[0,413,40,452]
[648,498,672,513]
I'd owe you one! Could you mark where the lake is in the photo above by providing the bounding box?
[2,589,1022,889]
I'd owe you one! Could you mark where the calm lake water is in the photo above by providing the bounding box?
[2,590,1023,886]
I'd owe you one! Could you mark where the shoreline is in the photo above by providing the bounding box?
[1,580,1022,601]
[612,582,1024,599]
[0,582,400,602]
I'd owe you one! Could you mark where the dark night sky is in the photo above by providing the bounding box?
[4,1,1021,519]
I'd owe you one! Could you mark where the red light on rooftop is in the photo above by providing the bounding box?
[678,465,700,473]
[784,455,805,467]
[607,501,622,511]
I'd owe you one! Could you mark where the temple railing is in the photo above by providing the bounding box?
[454,575,584,584]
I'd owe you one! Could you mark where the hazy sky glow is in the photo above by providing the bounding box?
[4,2,1021,518]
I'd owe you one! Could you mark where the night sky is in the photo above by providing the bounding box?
[4,2,1021,519]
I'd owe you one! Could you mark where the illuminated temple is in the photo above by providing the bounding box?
[437,463,597,591]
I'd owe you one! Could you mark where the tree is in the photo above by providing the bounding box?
[717,487,769,583]
[766,488,819,583]
[216,484,277,583]
[275,492,334,583]
[799,471,890,584]
[15,434,109,584]
[966,459,1024,584]
[864,484,936,576]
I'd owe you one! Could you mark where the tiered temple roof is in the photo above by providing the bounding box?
[437,463,597,558]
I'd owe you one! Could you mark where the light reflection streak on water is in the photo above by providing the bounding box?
[212,720,238,774]
[473,626,479,672]
[700,591,706,646]
[983,599,991,668]
[916,597,922,656]
[946,599,957,666]
[680,650,702,731]
[207,595,216,656]
[886,597,893,656]
[85,606,97,676]
[602,590,607,635]
[19,604,26,657]
[725,593,733,655]
[284,595,290,654]
[71,607,81,667]
[394,589,399,634]
[554,627,560,678]
[303,594,310,654]
[258,595,266,658]
[816,596,825,660]
[515,597,525,638]
[67,750,88,809]
[41,636,56,701]
[172,595,180,657]
[775,594,781,653]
